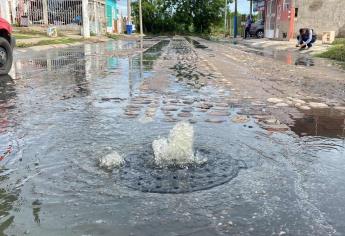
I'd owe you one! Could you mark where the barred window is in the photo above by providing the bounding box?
[283,0,291,11]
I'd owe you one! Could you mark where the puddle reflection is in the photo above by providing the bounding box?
[232,43,318,67]
[0,75,16,134]
[291,109,345,138]
[0,172,18,233]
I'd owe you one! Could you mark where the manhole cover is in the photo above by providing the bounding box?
[117,146,246,194]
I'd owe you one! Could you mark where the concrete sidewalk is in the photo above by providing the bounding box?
[12,26,140,48]
[229,38,331,54]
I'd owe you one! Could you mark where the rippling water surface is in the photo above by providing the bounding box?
[0,39,344,236]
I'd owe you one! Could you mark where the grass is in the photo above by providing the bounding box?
[333,38,345,45]
[13,29,47,38]
[13,33,41,39]
[14,29,46,35]
[35,37,79,45]
[106,33,120,40]
[318,38,345,62]
[13,28,66,40]
[16,37,81,48]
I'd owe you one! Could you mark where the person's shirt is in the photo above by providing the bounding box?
[303,29,313,44]
[245,18,252,28]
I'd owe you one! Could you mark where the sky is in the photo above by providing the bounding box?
[118,0,128,17]
[229,0,250,14]
[118,0,250,17]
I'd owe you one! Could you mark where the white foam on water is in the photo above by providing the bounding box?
[99,151,125,169]
[152,122,206,166]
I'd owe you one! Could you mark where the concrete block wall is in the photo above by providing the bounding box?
[295,0,345,37]
[0,0,11,22]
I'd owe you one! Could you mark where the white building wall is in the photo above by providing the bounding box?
[0,0,11,22]
[295,0,345,37]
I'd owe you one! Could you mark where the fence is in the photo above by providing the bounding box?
[4,0,106,34]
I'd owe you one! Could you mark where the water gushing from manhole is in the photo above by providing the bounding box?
[114,122,246,194]
[152,122,206,167]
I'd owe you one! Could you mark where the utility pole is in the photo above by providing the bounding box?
[11,0,17,24]
[93,1,99,35]
[82,0,90,38]
[229,8,231,37]
[139,0,143,36]
[234,0,238,38]
[224,0,227,37]
[250,0,253,17]
[43,0,48,25]
[127,0,131,24]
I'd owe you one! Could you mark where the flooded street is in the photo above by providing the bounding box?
[1,37,345,236]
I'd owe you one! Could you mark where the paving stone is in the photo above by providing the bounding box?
[231,115,250,123]
[309,102,329,109]
[267,98,284,103]
[205,117,226,123]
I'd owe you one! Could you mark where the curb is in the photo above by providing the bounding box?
[14,38,111,54]
[231,38,331,55]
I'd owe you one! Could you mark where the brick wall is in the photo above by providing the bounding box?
[295,0,345,37]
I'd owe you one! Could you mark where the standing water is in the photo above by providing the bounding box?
[0,38,344,236]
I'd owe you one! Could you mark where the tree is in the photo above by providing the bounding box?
[132,0,226,34]
[192,0,225,33]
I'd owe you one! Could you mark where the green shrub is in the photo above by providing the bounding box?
[318,44,345,62]
[333,38,345,45]
[106,33,120,40]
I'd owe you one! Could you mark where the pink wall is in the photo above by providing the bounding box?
[264,0,295,40]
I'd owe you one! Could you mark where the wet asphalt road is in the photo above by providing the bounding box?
[0,37,345,236]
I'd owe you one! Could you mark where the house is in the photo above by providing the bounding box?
[264,0,295,40]
[0,0,11,22]
[264,0,345,40]
[294,0,345,37]
[105,0,119,33]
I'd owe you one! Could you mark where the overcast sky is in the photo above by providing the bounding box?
[229,1,250,14]
[118,0,128,16]
[118,0,250,16]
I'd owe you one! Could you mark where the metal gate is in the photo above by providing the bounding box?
[15,0,83,30]
[10,0,106,34]
[47,0,82,26]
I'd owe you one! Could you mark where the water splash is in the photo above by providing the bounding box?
[152,122,206,167]
[99,151,125,169]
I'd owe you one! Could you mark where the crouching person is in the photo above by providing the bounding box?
[296,28,317,49]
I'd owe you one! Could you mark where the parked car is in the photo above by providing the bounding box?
[0,17,15,75]
[249,19,265,38]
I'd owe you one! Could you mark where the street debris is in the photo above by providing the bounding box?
[231,115,250,123]
[256,117,290,132]
[0,145,13,161]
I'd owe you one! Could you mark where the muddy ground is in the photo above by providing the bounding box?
[196,37,345,124]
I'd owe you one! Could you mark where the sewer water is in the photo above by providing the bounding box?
[0,38,344,236]
[229,40,345,69]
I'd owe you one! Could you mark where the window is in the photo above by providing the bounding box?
[295,8,298,17]
[283,0,291,11]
